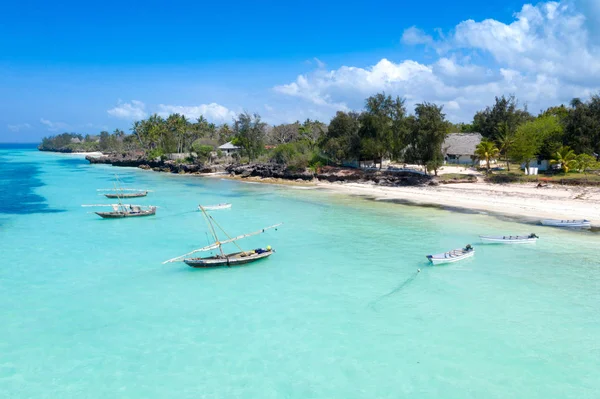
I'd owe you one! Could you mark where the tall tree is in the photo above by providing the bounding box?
[509,115,562,170]
[406,103,449,175]
[232,112,266,161]
[472,95,533,140]
[359,93,407,168]
[322,111,361,165]
[563,95,600,158]
[270,122,300,145]
[495,122,515,171]
[217,123,234,144]
[298,119,326,150]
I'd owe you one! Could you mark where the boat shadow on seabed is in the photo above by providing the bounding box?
[368,269,422,311]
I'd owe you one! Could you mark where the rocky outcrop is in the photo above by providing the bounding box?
[85,153,431,186]
[85,153,216,174]
[226,163,314,181]
[38,147,78,153]
[226,164,432,186]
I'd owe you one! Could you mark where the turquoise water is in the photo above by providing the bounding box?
[1,146,599,398]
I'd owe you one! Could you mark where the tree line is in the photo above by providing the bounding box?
[40,93,600,174]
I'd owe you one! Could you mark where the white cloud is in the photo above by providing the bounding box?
[7,123,31,132]
[40,118,70,132]
[157,103,236,123]
[107,100,147,120]
[273,1,600,122]
[314,57,326,69]
[401,26,433,45]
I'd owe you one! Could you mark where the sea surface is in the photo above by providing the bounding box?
[1,144,599,399]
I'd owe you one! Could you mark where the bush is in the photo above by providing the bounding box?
[191,142,213,157]
[286,153,310,171]
[309,152,329,167]
[147,148,165,160]
[270,143,298,164]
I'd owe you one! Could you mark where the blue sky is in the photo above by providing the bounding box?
[1,0,599,142]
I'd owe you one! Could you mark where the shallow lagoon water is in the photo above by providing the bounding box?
[1,146,599,398]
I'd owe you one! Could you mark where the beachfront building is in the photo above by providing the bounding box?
[218,141,241,156]
[342,158,391,169]
[443,133,491,166]
[70,137,82,144]
[522,159,551,172]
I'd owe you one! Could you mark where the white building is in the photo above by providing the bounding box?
[443,133,491,167]
[218,141,241,156]
[523,159,551,172]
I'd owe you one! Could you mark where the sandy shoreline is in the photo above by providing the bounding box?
[317,181,600,226]
[210,174,599,225]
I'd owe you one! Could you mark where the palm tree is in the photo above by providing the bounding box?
[575,153,597,175]
[495,122,514,171]
[474,140,500,173]
[550,146,577,173]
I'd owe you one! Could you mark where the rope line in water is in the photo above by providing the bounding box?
[369,269,421,311]
[151,210,198,220]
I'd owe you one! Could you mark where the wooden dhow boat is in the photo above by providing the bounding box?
[426,245,474,265]
[97,174,151,199]
[198,203,232,211]
[164,206,281,268]
[103,190,148,199]
[540,219,591,229]
[82,203,157,219]
[479,233,538,244]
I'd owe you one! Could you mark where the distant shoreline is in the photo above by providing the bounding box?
[40,148,600,228]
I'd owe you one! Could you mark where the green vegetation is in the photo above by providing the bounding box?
[39,92,600,183]
[550,146,577,173]
[474,140,500,173]
[508,115,562,169]
[436,173,477,183]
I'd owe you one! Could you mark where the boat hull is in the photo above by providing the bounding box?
[104,192,148,199]
[95,208,156,219]
[184,250,273,268]
[479,235,537,244]
[427,249,474,265]
[541,219,591,228]
[199,203,232,211]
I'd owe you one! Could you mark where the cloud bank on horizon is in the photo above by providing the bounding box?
[273,0,600,122]
[6,0,600,138]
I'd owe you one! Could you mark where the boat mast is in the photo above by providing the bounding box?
[206,212,246,254]
[162,222,282,264]
[114,179,125,212]
[199,206,225,257]
[115,174,124,199]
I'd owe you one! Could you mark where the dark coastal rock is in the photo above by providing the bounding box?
[226,163,314,181]
[86,152,216,174]
[86,152,150,167]
[226,164,431,186]
[38,147,77,153]
[85,153,430,186]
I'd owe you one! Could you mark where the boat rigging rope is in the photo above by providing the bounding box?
[207,213,245,253]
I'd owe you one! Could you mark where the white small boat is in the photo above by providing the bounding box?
[426,245,474,265]
[540,219,591,228]
[199,203,232,211]
[479,234,538,244]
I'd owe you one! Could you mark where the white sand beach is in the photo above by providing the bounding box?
[319,181,600,224]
